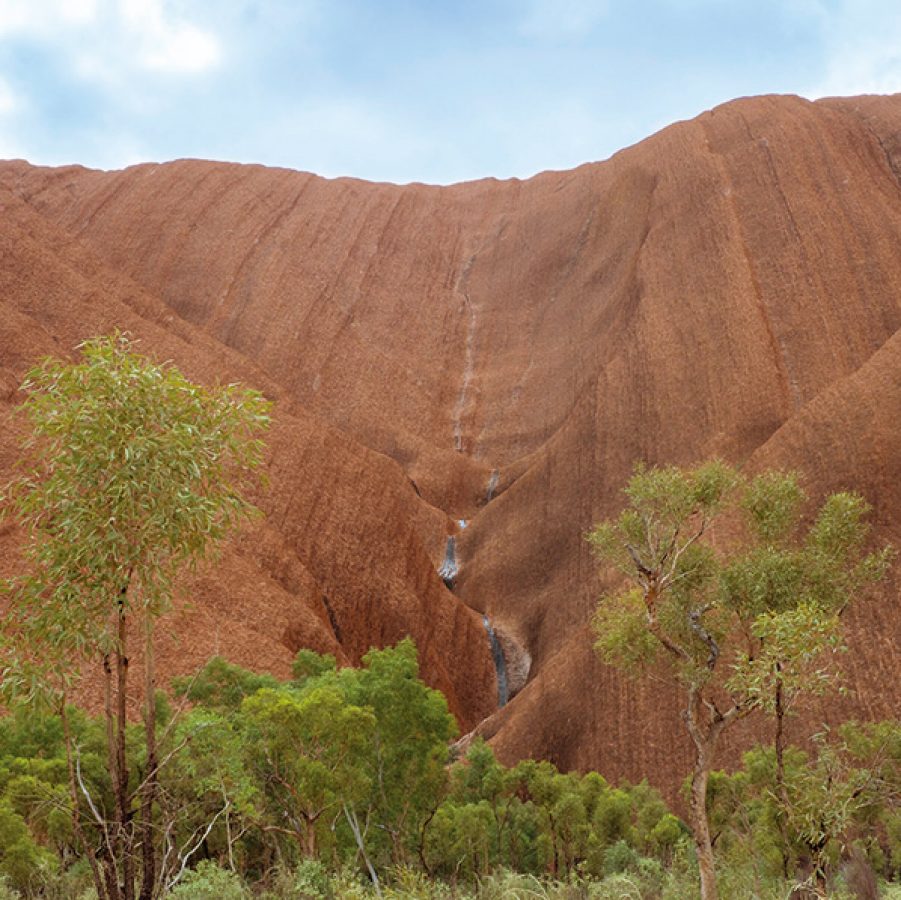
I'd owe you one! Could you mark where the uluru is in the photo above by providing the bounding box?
[1,90,899,805]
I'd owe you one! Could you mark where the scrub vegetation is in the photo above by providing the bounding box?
[0,650,894,898]
[0,339,896,897]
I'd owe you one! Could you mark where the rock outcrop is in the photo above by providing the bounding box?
[0,92,898,798]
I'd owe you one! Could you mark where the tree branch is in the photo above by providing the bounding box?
[688,606,719,671]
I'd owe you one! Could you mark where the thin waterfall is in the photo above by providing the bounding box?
[486,469,499,503]
[482,615,509,707]
[436,523,510,707]
[438,536,458,588]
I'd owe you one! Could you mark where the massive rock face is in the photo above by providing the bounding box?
[0,93,898,798]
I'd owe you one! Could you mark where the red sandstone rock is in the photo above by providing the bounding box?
[0,93,898,799]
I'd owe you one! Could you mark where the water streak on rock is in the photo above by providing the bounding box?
[438,536,458,588]
[486,469,499,503]
[482,615,509,707]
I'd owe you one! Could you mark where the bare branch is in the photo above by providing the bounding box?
[163,802,229,894]
[662,515,708,585]
[626,543,653,579]
[75,747,120,888]
[688,607,719,671]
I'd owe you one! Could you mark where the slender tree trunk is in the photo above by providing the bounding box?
[689,758,718,900]
[61,698,108,900]
[139,614,158,900]
[685,689,723,900]
[303,816,317,858]
[774,674,792,879]
[344,805,382,898]
[547,813,558,876]
[223,791,236,873]
[103,654,123,900]
[116,603,135,900]
[102,853,121,900]
[417,803,439,875]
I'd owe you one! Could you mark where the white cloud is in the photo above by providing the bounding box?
[0,0,221,79]
[804,0,901,98]
[0,0,99,36]
[119,0,221,73]
[813,44,901,98]
[139,22,220,72]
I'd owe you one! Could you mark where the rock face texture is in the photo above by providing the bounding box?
[0,93,899,798]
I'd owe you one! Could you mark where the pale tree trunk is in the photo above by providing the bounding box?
[344,805,382,898]
[685,687,730,900]
[689,756,718,900]
[61,698,108,900]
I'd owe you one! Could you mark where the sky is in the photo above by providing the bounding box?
[0,0,900,184]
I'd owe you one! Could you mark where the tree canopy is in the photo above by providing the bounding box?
[588,461,892,900]
[0,333,271,900]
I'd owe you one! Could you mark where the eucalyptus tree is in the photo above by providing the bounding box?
[588,461,891,900]
[723,477,892,875]
[241,685,376,862]
[0,334,270,900]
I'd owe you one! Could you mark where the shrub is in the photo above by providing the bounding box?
[169,860,248,899]
[587,873,643,900]
[602,840,639,876]
[291,858,333,899]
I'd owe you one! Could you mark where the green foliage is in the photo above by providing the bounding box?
[282,639,459,869]
[649,814,684,854]
[244,684,375,856]
[703,723,901,888]
[0,801,54,893]
[742,470,806,544]
[169,860,248,899]
[423,740,679,885]
[589,460,742,689]
[292,650,337,682]
[0,334,272,900]
[592,589,658,670]
[0,333,272,705]
[174,641,459,877]
[785,723,900,873]
[588,872,644,899]
[589,462,894,900]
[588,459,739,587]
[603,839,640,875]
[427,800,496,879]
[592,789,635,847]
[173,656,280,713]
[0,677,894,898]
[727,602,845,713]
[339,639,458,864]
[288,858,333,898]
[591,463,891,706]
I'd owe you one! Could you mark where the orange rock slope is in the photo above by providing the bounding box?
[0,93,898,797]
